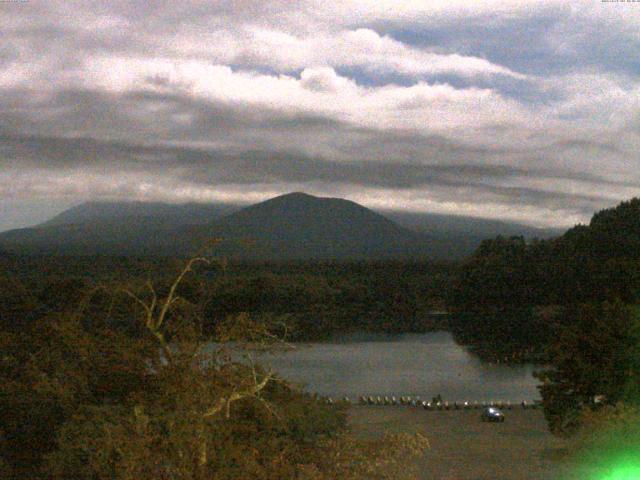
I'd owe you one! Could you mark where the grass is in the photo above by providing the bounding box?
[348,405,572,480]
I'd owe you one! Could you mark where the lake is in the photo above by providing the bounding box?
[255,332,542,402]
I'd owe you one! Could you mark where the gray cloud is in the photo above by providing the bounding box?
[1,132,634,225]
[1,1,639,228]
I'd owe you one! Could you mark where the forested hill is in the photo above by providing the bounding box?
[0,193,436,259]
[186,192,439,260]
[448,197,640,362]
[0,192,558,260]
[42,200,239,227]
[385,210,560,242]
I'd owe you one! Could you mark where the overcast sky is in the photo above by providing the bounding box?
[1,0,639,231]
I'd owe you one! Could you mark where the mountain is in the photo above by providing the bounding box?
[384,210,561,240]
[0,193,565,260]
[187,192,437,260]
[0,201,239,256]
[43,200,238,227]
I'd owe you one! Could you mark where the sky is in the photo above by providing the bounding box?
[1,0,639,231]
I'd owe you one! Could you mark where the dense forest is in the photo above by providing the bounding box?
[0,257,429,479]
[449,198,640,434]
[449,198,640,360]
[0,256,453,342]
[0,255,444,477]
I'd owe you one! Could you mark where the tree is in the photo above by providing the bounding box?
[535,302,640,435]
[561,403,640,478]
[0,257,430,479]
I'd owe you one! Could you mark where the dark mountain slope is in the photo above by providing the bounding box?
[0,193,564,260]
[0,201,239,256]
[188,192,437,260]
[385,210,562,240]
[0,219,181,256]
[43,200,238,227]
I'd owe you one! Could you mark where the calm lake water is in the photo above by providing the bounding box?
[255,332,542,402]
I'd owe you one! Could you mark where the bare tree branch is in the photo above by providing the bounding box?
[156,257,209,332]
[117,257,210,365]
[202,369,275,419]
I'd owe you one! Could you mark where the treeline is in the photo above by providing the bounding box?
[447,234,569,363]
[0,258,428,479]
[0,256,453,341]
[449,198,640,433]
[452,198,640,310]
[203,261,452,339]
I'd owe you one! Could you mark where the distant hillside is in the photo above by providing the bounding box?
[0,193,564,260]
[0,219,180,256]
[385,210,561,240]
[43,201,239,227]
[187,192,438,260]
[0,201,239,256]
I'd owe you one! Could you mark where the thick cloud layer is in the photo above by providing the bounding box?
[1,0,639,230]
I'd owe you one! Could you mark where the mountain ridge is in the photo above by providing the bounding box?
[43,200,240,227]
[0,193,564,260]
[187,192,433,260]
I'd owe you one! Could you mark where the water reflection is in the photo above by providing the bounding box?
[256,332,541,401]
